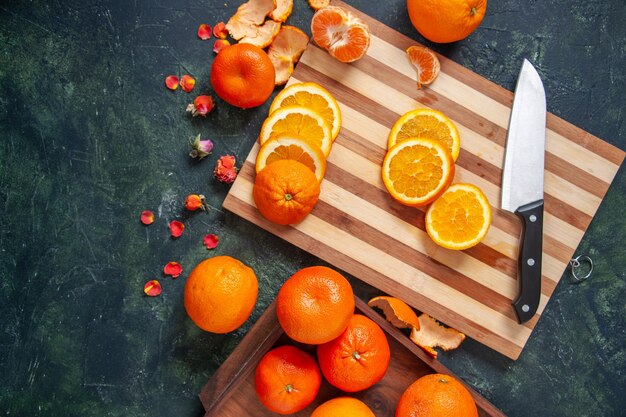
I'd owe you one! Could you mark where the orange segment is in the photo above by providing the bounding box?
[255,134,327,182]
[409,314,466,358]
[406,45,440,89]
[368,296,420,330]
[270,82,342,140]
[311,6,371,63]
[267,26,309,85]
[388,108,461,161]
[425,183,492,250]
[259,105,332,157]
[382,137,454,207]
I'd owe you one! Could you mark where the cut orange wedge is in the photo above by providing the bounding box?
[270,82,341,140]
[311,6,370,63]
[409,314,466,358]
[388,108,461,161]
[406,45,440,89]
[425,183,492,250]
[368,296,420,330]
[382,137,455,207]
[256,134,327,182]
[259,105,333,157]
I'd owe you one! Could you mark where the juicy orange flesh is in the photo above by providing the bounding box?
[407,47,438,83]
[281,92,334,130]
[397,115,453,154]
[329,25,369,62]
[266,144,317,173]
[429,189,485,242]
[311,9,346,49]
[271,113,325,147]
[388,144,444,198]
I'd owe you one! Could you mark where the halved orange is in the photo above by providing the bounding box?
[425,183,492,250]
[311,6,371,63]
[406,45,440,89]
[256,134,327,182]
[270,82,342,140]
[388,108,461,161]
[381,137,454,207]
[259,105,333,157]
[368,296,420,330]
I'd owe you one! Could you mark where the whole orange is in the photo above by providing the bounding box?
[253,159,320,225]
[254,345,322,415]
[210,43,275,108]
[311,397,375,417]
[276,266,355,344]
[407,0,487,43]
[396,373,479,417]
[317,314,390,392]
[183,256,258,333]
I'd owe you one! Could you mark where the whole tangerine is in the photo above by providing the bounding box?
[407,0,487,43]
[183,256,258,333]
[317,314,391,392]
[210,43,276,108]
[276,266,355,345]
[255,345,322,415]
[311,397,376,417]
[396,373,479,417]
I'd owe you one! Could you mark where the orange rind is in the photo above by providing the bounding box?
[239,19,281,48]
[409,314,466,358]
[368,296,420,330]
[307,0,330,11]
[267,26,309,85]
[226,0,277,40]
[269,0,293,22]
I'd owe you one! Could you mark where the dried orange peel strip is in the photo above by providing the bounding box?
[226,0,277,40]
[239,19,281,48]
[368,296,420,330]
[269,0,293,22]
[267,26,309,85]
[409,313,466,358]
[308,0,330,10]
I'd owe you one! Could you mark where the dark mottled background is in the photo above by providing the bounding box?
[0,0,624,416]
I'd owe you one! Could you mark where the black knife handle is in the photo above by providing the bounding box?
[512,199,544,324]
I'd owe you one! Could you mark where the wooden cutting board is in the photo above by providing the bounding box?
[200,297,506,417]
[223,0,625,359]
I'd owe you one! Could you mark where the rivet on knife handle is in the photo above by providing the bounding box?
[512,199,543,323]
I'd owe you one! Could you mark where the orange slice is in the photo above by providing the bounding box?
[256,134,327,182]
[239,19,281,48]
[269,0,293,22]
[425,183,492,250]
[409,314,466,358]
[259,105,333,157]
[270,82,341,140]
[406,45,440,89]
[311,6,371,63]
[226,0,277,40]
[368,296,420,330]
[388,108,461,161]
[381,137,454,207]
[267,26,309,85]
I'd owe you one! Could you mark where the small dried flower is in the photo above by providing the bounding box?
[213,39,230,54]
[184,194,208,211]
[163,262,183,278]
[169,220,185,238]
[186,95,214,117]
[213,22,228,39]
[214,155,238,184]
[203,233,219,250]
[144,280,162,296]
[188,134,214,160]
[197,23,212,40]
[180,75,196,93]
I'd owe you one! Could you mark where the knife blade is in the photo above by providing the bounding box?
[501,59,546,324]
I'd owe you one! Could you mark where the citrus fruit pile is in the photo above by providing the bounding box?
[382,108,492,250]
[254,266,389,414]
[253,82,342,225]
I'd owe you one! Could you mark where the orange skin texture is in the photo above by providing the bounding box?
[311,397,376,417]
[254,345,322,415]
[396,373,479,417]
[210,43,276,108]
[317,314,391,392]
[276,266,355,345]
[407,0,487,43]
[183,256,258,333]
[253,159,321,225]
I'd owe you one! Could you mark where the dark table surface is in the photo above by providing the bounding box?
[1,0,625,416]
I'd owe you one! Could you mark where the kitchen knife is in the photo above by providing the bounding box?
[501,59,546,324]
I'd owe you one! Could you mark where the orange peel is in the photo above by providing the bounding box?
[269,0,293,22]
[239,19,281,48]
[308,0,330,10]
[409,314,466,358]
[368,296,420,330]
[267,25,309,85]
[226,0,277,40]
